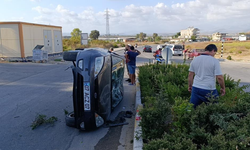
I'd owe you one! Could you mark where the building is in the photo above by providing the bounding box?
[180,27,199,39]
[212,32,227,41]
[0,22,62,58]
[238,33,250,41]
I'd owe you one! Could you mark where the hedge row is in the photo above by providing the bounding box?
[138,63,250,150]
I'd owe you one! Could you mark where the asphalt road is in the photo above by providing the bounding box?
[0,50,135,150]
[0,46,249,150]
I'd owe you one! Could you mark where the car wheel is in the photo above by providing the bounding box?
[63,51,79,61]
[178,54,181,56]
[65,111,75,127]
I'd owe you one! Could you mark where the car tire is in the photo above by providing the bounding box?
[65,111,76,127]
[63,51,79,61]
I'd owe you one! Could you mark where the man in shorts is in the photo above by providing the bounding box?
[188,44,225,108]
[125,46,141,85]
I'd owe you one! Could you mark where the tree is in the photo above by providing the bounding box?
[153,33,158,41]
[172,32,181,39]
[155,36,162,42]
[191,35,196,41]
[139,32,147,41]
[147,37,154,42]
[90,30,100,40]
[70,28,82,44]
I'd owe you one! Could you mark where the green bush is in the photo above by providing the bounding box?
[138,63,250,149]
[227,55,232,60]
[113,44,119,48]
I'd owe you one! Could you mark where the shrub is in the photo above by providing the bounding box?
[139,63,250,149]
[113,44,119,48]
[227,55,232,60]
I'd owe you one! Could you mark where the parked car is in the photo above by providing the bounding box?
[186,49,206,59]
[143,45,152,52]
[167,44,183,56]
[63,48,125,130]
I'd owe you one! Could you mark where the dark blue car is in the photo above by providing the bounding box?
[63,48,125,130]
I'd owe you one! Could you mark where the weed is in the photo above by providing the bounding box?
[130,139,133,143]
[64,109,69,115]
[227,55,232,60]
[245,46,250,49]
[31,114,58,130]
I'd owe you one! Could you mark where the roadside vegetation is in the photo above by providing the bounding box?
[138,63,250,150]
[62,28,250,61]
[30,114,58,130]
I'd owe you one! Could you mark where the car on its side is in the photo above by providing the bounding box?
[143,45,152,52]
[167,44,183,56]
[63,48,125,130]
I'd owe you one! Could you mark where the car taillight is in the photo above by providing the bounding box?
[144,48,146,50]
[150,48,152,50]
[173,48,175,51]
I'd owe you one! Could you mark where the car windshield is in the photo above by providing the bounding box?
[174,45,183,49]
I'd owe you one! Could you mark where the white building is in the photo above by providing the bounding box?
[180,27,199,39]
[239,34,250,41]
[212,32,227,41]
[0,22,62,58]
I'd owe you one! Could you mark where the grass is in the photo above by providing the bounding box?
[30,114,58,130]
[185,41,250,61]
[54,59,62,61]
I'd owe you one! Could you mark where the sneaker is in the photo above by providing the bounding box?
[126,79,131,82]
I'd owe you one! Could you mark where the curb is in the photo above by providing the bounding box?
[133,72,143,150]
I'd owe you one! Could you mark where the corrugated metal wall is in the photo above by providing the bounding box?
[0,24,21,57]
[0,22,62,58]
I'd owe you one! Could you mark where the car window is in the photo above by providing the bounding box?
[174,45,183,49]
[112,56,123,66]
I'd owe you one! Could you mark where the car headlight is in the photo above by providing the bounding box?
[78,59,83,70]
[95,113,104,127]
[94,57,104,77]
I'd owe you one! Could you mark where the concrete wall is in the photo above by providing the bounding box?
[0,24,21,57]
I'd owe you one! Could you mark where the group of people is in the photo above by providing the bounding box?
[109,43,226,108]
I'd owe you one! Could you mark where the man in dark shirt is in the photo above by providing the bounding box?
[125,46,141,85]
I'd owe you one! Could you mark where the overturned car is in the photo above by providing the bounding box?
[63,48,125,130]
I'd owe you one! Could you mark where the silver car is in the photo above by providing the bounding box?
[167,44,183,56]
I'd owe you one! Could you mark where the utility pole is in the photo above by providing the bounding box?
[221,38,224,59]
[105,8,110,40]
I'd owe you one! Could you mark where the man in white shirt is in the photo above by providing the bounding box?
[188,44,225,108]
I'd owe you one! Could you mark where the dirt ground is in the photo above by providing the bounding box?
[185,41,250,62]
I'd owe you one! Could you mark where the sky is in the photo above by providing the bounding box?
[1,0,250,36]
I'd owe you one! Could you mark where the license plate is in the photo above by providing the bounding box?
[84,82,91,111]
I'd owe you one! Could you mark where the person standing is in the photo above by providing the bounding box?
[124,45,131,82]
[125,46,141,85]
[188,44,225,108]
[109,47,114,53]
